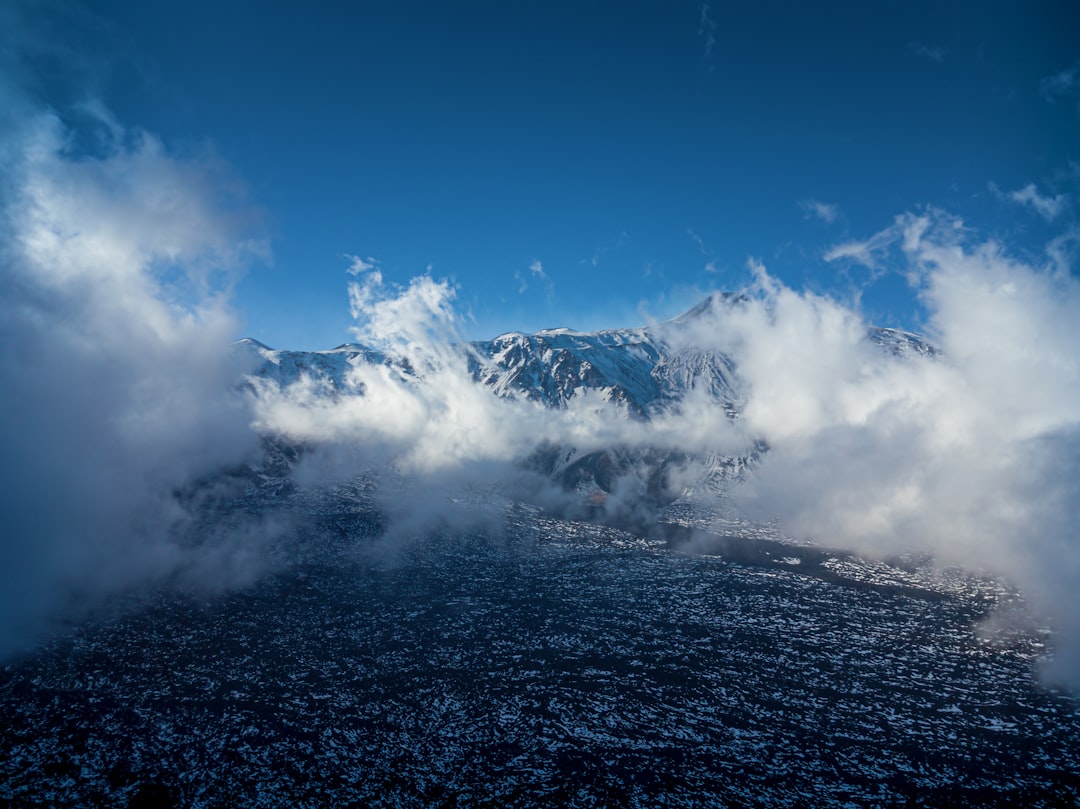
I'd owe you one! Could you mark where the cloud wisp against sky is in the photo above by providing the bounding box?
[799,199,840,225]
[1040,59,1080,109]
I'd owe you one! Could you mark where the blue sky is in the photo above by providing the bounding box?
[15,0,1080,349]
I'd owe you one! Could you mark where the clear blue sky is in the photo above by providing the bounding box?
[17,0,1080,349]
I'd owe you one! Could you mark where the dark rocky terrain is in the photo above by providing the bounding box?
[2,486,1078,808]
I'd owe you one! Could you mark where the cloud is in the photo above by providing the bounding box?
[823,213,918,269]
[0,97,272,656]
[247,203,1080,688]
[1040,59,1080,108]
[253,266,653,476]
[346,254,379,275]
[586,230,629,268]
[698,2,717,63]
[799,199,840,224]
[622,212,1080,686]
[908,42,945,64]
[687,228,708,254]
[795,209,1080,686]
[990,181,1068,222]
[688,228,722,274]
[514,258,553,297]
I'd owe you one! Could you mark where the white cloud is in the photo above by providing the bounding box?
[1040,59,1080,108]
[687,228,708,254]
[992,182,1068,222]
[254,263,656,476]
[800,199,840,224]
[346,254,379,275]
[775,209,1080,687]
[250,205,1080,687]
[908,42,945,64]
[587,230,630,268]
[698,2,717,63]
[688,228,721,274]
[823,213,920,268]
[0,105,272,656]
[515,258,553,296]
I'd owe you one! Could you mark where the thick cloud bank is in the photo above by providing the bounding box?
[736,213,1080,688]
[0,109,268,655]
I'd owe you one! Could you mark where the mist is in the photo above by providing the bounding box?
[732,212,1080,688]
[0,103,271,655]
[246,210,1080,688]
[2,89,1078,690]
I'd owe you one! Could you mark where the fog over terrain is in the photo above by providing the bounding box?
[2,92,1080,689]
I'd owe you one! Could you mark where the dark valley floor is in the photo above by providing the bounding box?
[2,492,1078,808]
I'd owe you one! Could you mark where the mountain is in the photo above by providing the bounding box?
[239,293,936,509]
[243,292,933,411]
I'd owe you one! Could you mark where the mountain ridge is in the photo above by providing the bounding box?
[238,294,937,509]
[240,292,935,416]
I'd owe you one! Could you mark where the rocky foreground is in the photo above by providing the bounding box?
[1,487,1078,808]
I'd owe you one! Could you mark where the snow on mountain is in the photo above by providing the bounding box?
[473,327,663,416]
[238,339,388,393]
[866,326,938,358]
[242,293,932,417]
[239,294,936,506]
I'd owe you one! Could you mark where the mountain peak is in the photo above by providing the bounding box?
[670,292,749,325]
[236,337,273,351]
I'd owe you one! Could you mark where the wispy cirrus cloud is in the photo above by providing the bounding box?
[823,213,914,270]
[990,181,1068,222]
[1040,59,1080,109]
[585,230,629,268]
[697,2,717,65]
[346,254,379,276]
[908,42,945,64]
[800,199,840,224]
[515,258,553,298]
[687,227,721,273]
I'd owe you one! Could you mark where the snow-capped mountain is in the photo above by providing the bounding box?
[239,293,935,506]
[243,291,933,417]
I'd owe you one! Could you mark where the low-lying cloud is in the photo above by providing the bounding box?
[250,209,1080,687]
[0,104,271,654]
[2,78,1078,690]
[732,211,1080,687]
